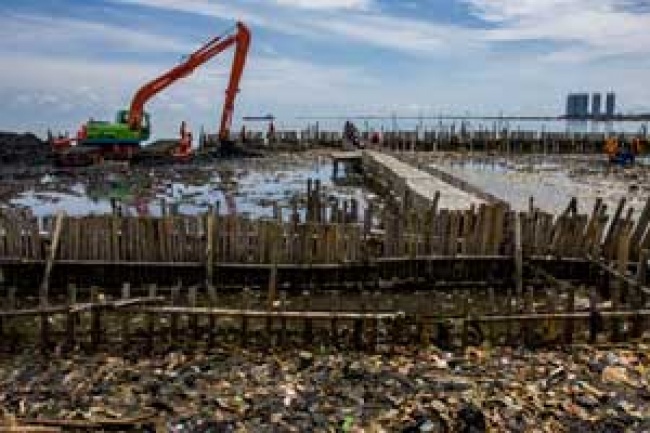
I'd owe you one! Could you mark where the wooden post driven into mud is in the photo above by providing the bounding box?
[267,223,279,311]
[2,182,650,350]
[514,212,523,298]
[205,206,217,302]
[40,212,64,306]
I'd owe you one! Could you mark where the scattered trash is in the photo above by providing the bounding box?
[1,345,649,431]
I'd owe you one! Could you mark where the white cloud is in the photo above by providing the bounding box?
[108,0,650,62]
[1,13,191,55]
[111,0,280,34]
[0,44,379,137]
[274,0,371,9]
[111,0,476,56]
[308,13,479,55]
[465,0,650,60]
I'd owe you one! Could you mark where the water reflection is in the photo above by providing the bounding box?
[10,158,373,220]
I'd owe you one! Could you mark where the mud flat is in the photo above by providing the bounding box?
[2,151,379,219]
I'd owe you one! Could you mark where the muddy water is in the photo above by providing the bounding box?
[436,158,649,216]
[8,153,378,220]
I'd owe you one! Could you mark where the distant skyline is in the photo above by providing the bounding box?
[1,0,650,138]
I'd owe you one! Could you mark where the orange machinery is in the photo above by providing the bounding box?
[127,21,251,145]
[53,21,251,162]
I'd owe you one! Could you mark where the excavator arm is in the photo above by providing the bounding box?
[127,21,251,141]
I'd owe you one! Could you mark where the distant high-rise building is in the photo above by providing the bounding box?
[606,92,616,117]
[591,93,602,117]
[575,93,590,118]
[566,93,588,118]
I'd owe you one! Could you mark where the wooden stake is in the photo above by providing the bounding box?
[40,211,64,307]
[120,283,130,349]
[514,212,524,298]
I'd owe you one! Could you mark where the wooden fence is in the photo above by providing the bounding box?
[0,187,650,351]
[0,192,647,267]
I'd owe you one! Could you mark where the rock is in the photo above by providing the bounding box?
[455,403,486,433]
[575,394,600,409]
[543,366,567,390]
[298,351,314,370]
[344,361,365,380]
[602,366,638,388]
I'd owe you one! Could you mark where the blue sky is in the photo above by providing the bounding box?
[1,0,650,138]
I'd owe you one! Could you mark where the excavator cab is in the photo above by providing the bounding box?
[116,110,151,140]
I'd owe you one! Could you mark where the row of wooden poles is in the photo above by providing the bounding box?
[238,127,648,151]
[363,135,650,154]
[0,257,649,352]
[2,190,648,266]
[0,175,649,349]
[0,183,649,302]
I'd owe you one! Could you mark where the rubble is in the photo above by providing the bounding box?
[1,345,650,431]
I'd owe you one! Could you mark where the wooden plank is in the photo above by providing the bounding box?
[612,229,631,341]
[438,209,449,256]
[138,306,402,320]
[447,211,459,256]
[480,205,494,255]
[603,197,627,259]
[492,205,505,255]
[582,198,603,250]
[631,198,650,258]
[549,214,567,256]
[0,218,7,258]
[146,284,156,352]
[39,212,64,306]
[166,215,176,262]
[120,283,130,349]
[5,216,17,258]
[138,217,147,262]
[206,209,216,301]
[29,214,40,257]
[470,204,485,256]
[514,212,523,298]
[460,208,473,255]
[632,249,648,337]
[124,217,133,261]
[267,222,278,310]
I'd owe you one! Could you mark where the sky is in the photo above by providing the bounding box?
[1,0,650,139]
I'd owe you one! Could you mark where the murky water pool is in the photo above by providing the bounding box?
[8,154,375,219]
[436,158,648,216]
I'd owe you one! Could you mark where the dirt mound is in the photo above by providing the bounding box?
[0,132,51,165]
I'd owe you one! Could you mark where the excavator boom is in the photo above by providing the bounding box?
[128,22,251,141]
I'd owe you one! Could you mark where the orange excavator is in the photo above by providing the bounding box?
[53,21,251,163]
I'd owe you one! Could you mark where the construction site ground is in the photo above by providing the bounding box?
[1,344,649,432]
[2,132,650,431]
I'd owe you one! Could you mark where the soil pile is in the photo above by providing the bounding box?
[0,132,51,165]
